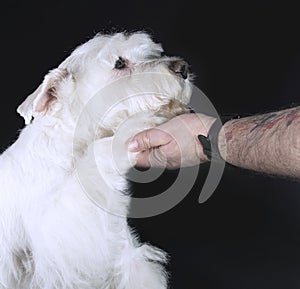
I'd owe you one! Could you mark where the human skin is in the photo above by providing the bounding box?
[128,106,300,178]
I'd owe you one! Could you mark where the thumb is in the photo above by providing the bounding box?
[127,128,170,152]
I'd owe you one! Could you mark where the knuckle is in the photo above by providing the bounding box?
[142,130,152,149]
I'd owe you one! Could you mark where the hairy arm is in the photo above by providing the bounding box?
[219,106,300,178]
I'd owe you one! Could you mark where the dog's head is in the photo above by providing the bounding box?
[17,32,193,132]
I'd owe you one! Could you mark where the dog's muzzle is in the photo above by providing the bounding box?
[168,60,190,80]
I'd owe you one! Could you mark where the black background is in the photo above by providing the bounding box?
[1,1,300,288]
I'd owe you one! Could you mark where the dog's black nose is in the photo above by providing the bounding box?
[168,60,190,79]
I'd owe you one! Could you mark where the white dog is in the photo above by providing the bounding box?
[0,32,192,289]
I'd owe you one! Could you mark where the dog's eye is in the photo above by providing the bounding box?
[114,57,127,69]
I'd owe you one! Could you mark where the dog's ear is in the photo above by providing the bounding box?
[17,68,71,124]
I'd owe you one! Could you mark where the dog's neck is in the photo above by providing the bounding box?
[3,116,83,185]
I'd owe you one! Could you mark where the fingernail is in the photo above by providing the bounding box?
[128,140,138,151]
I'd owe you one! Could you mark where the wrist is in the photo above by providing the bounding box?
[193,114,217,162]
[198,114,240,162]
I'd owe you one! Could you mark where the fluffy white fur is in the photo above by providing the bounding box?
[0,32,192,289]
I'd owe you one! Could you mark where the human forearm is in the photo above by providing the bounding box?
[219,106,300,178]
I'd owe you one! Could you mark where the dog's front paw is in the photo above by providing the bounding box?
[89,113,167,178]
[111,113,167,171]
[89,137,134,178]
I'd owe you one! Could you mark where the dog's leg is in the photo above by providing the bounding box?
[74,113,170,289]
[96,114,169,289]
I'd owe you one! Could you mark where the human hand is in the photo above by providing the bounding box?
[127,113,217,169]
